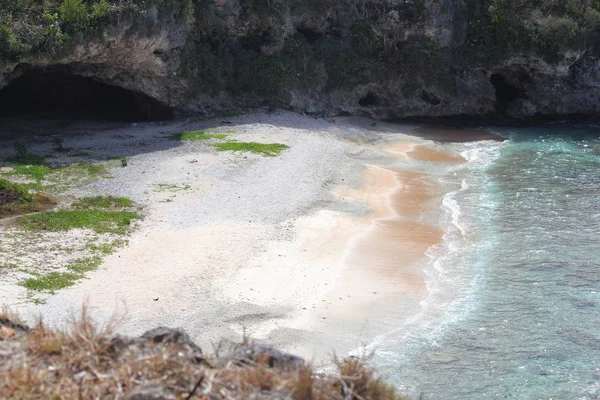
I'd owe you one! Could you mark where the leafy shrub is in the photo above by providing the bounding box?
[41,11,69,53]
[0,0,26,14]
[584,6,600,28]
[488,0,509,23]
[537,16,581,50]
[60,0,89,34]
[92,0,111,19]
[0,22,26,57]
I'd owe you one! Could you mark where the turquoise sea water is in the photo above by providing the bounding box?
[370,126,600,399]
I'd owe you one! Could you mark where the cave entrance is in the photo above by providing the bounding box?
[490,73,522,112]
[0,66,173,122]
[359,93,379,107]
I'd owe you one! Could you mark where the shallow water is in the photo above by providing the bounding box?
[369,125,600,399]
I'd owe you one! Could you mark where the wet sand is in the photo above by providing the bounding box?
[251,140,461,361]
[408,145,466,163]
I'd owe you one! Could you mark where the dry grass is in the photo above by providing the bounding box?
[0,310,405,400]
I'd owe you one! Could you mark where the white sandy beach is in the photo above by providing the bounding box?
[1,112,469,363]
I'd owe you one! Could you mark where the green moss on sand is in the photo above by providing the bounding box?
[19,209,140,234]
[214,141,289,157]
[169,130,228,141]
[72,196,134,209]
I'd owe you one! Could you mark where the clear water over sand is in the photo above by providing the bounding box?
[368,125,600,399]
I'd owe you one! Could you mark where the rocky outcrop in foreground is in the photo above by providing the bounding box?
[0,313,402,399]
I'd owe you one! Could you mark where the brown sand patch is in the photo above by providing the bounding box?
[408,145,466,163]
[345,219,442,287]
[333,166,399,220]
[341,166,442,289]
[391,170,438,218]
[385,141,416,157]
[322,164,443,317]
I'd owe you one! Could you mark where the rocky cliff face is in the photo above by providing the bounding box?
[1,0,599,121]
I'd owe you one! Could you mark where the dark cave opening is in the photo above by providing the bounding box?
[421,90,441,106]
[490,73,521,110]
[359,93,379,107]
[0,66,173,121]
[297,27,323,44]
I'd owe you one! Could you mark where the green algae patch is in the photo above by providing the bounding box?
[52,163,106,182]
[214,141,289,157]
[20,256,102,292]
[5,162,107,190]
[0,179,56,218]
[72,196,134,209]
[66,256,102,273]
[19,209,140,234]
[86,239,126,255]
[11,165,54,181]
[20,271,82,292]
[169,130,228,141]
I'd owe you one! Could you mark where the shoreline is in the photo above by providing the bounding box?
[1,112,467,365]
[260,141,460,361]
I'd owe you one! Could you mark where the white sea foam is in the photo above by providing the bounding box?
[350,139,505,366]
[363,129,600,398]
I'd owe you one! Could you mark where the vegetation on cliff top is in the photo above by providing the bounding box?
[0,0,192,58]
[0,310,404,399]
[465,0,600,63]
[1,0,599,108]
[176,0,600,100]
